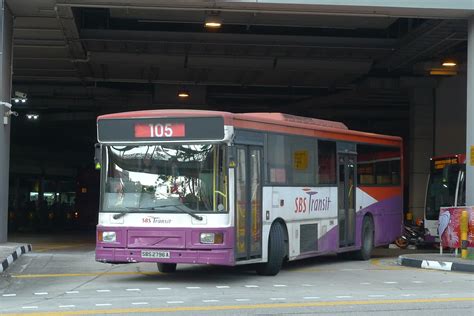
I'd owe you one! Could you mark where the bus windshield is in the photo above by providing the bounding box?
[425,164,460,220]
[102,144,227,213]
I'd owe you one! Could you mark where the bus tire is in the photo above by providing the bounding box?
[256,222,285,276]
[354,217,374,261]
[157,263,177,273]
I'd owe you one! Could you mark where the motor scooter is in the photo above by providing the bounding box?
[394,221,426,249]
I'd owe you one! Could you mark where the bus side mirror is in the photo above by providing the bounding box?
[94,143,102,170]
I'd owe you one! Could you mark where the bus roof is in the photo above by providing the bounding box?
[98,109,401,147]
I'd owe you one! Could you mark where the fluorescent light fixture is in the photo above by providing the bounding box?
[205,15,222,28]
[178,90,190,98]
[430,70,457,76]
[442,60,457,67]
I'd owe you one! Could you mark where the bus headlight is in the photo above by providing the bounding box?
[100,231,116,243]
[200,232,223,244]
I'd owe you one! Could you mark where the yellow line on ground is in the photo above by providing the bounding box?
[11,271,161,278]
[370,258,408,270]
[2,297,474,316]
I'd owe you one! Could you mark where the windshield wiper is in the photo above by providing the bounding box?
[112,207,152,219]
[151,204,203,221]
[112,205,203,221]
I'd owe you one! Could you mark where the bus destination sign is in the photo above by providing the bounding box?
[433,157,459,170]
[98,116,224,143]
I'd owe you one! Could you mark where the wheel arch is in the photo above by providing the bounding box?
[272,218,289,260]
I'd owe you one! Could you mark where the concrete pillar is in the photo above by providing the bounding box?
[0,1,13,243]
[407,85,435,221]
[434,75,466,156]
[467,18,474,205]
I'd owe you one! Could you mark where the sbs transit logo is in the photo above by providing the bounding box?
[294,188,332,213]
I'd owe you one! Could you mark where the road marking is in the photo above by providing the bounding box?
[95,304,112,307]
[2,294,17,297]
[59,305,76,308]
[368,295,386,298]
[273,284,287,287]
[34,292,48,295]
[186,287,201,290]
[341,268,363,271]
[401,294,416,297]
[203,300,220,303]
[157,287,171,291]
[22,306,38,309]
[33,243,91,253]
[96,290,111,293]
[167,301,184,304]
[438,294,450,296]
[5,298,474,316]
[336,296,353,299]
[126,289,141,292]
[301,284,313,287]
[235,299,250,302]
[11,271,161,279]
[369,258,408,270]
[360,282,371,285]
[245,285,259,288]
[216,286,230,289]
[270,298,286,301]
[412,281,424,284]
[66,291,79,294]
[303,297,320,300]
[132,302,149,305]
[383,282,398,284]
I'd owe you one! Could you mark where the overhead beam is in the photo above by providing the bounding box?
[55,0,474,19]
[80,29,396,50]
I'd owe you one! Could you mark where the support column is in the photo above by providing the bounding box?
[406,81,435,221]
[467,17,474,205]
[0,1,13,243]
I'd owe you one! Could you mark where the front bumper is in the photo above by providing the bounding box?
[96,247,235,266]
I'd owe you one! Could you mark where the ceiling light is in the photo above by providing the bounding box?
[442,60,457,67]
[12,91,27,103]
[26,113,39,120]
[430,70,457,76]
[178,91,190,98]
[205,15,222,28]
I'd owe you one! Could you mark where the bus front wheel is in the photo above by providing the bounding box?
[354,217,374,260]
[256,222,285,276]
[157,263,177,273]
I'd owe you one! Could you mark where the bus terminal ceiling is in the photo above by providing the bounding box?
[5,0,469,231]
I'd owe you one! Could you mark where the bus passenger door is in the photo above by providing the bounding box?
[235,145,263,261]
[338,154,356,247]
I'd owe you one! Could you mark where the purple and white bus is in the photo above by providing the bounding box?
[95,110,403,275]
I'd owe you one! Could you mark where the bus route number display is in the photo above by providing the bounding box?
[134,123,185,138]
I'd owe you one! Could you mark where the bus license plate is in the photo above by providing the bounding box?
[141,250,170,259]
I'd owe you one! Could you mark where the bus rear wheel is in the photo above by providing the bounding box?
[157,263,177,273]
[256,222,285,276]
[354,217,374,260]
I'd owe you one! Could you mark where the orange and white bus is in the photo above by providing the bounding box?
[95,110,403,275]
